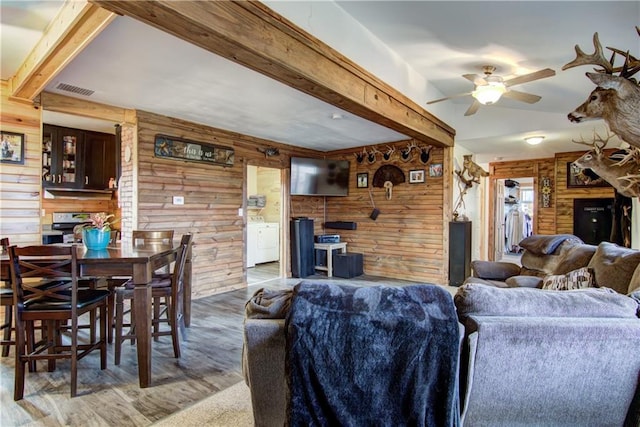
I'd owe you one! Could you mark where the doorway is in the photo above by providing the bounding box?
[246,165,284,285]
[494,177,535,263]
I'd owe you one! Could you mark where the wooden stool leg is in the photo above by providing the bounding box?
[13,318,26,401]
[2,307,12,357]
[114,293,124,366]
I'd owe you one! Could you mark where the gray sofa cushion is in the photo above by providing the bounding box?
[454,283,639,318]
[470,260,521,280]
[587,241,640,294]
[505,275,542,288]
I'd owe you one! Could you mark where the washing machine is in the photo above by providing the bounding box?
[247,216,280,267]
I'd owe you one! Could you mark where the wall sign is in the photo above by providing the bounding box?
[154,134,234,167]
[541,176,552,208]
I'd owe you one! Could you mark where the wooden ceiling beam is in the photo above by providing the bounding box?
[9,1,116,101]
[90,0,454,147]
[39,91,134,124]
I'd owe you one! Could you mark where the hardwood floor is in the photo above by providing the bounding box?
[1,273,445,426]
[247,261,280,285]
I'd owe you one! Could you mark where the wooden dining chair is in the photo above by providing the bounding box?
[1,237,14,357]
[131,229,176,337]
[8,244,109,400]
[1,237,67,360]
[132,230,174,245]
[114,234,193,365]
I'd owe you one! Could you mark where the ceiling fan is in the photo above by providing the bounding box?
[427,65,556,116]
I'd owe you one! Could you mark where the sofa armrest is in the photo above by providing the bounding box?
[242,318,287,427]
[461,316,640,427]
[470,261,521,280]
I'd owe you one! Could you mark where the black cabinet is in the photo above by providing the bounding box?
[449,221,472,286]
[290,218,315,278]
[43,124,117,190]
[42,125,85,188]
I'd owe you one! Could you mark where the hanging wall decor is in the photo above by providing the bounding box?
[1,131,25,164]
[541,177,552,208]
[154,134,234,166]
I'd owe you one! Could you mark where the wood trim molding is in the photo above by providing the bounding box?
[10,1,116,101]
[39,91,133,124]
[90,0,455,147]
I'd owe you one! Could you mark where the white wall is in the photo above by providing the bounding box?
[452,145,486,261]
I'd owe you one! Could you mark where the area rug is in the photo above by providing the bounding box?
[153,381,254,426]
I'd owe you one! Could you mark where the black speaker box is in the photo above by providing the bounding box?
[290,218,315,278]
[449,221,471,286]
[333,253,364,278]
[325,221,357,230]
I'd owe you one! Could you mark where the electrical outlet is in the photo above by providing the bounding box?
[238,208,243,216]
[173,196,184,205]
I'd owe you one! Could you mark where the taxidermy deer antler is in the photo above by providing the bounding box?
[382,145,396,161]
[563,28,640,150]
[419,145,433,164]
[572,130,640,197]
[366,147,380,164]
[400,141,418,162]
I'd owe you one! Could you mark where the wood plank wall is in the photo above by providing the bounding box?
[134,110,321,298]
[553,151,614,234]
[325,143,447,284]
[488,151,614,257]
[0,82,41,245]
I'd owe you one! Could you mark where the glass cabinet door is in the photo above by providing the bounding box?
[61,133,77,184]
[42,125,84,188]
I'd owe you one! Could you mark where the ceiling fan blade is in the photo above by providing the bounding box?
[462,73,487,86]
[502,89,542,104]
[464,100,481,116]
[426,91,472,105]
[504,68,555,87]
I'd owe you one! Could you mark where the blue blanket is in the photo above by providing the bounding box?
[285,282,460,427]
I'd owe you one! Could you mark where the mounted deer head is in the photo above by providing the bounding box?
[419,145,433,164]
[354,148,366,164]
[366,147,380,164]
[563,29,640,149]
[382,145,395,161]
[572,131,640,197]
[400,141,418,162]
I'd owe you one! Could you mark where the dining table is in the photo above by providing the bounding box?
[1,241,189,388]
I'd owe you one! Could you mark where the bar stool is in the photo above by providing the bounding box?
[114,234,192,364]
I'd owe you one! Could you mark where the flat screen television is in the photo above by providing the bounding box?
[290,157,350,196]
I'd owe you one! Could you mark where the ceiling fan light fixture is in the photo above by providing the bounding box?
[472,82,506,105]
[524,136,545,145]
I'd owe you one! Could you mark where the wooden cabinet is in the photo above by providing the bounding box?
[42,125,84,188]
[42,124,117,190]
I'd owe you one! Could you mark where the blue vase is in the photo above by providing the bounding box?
[82,228,111,250]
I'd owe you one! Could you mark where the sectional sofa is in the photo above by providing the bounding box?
[242,236,640,426]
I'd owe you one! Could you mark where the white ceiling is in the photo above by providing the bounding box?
[2,1,638,163]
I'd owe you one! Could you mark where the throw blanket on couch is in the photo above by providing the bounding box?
[285,282,460,427]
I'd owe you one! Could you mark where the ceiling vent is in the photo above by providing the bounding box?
[55,82,94,97]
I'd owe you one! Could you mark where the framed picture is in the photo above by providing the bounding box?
[566,162,610,188]
[409,169,425,184]
[429,163,443,177]
[356,172,368,188]
[1,131,25,164]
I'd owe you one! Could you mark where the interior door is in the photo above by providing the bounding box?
[494,179,505,261]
